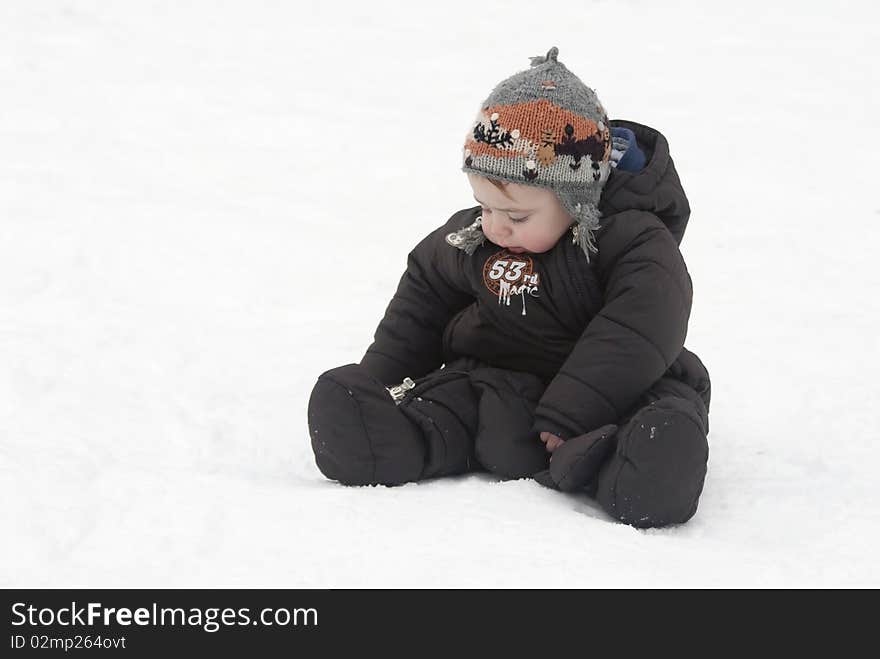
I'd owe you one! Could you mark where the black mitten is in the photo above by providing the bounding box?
[532,423,619,492]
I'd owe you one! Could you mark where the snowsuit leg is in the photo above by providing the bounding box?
[309,347,711,522]
[535,347,710,528]
[467,365,549,479]
[594,348,711,528]
[307,356,551,486]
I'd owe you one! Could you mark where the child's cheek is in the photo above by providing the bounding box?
[524,230,554,254]
[519,227,540,250]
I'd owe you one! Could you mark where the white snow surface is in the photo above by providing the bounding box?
[2,0,879,588]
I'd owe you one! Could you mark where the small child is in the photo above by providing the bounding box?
[307,47,711,528]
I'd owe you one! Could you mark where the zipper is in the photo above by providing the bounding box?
[386,377,416,404]
[385,369,473,405]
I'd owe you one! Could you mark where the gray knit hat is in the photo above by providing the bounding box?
[452,46,611,262]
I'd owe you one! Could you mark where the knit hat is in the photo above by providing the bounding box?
[452,46,611,262]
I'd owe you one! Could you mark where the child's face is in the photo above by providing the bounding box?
[467,174,574,254]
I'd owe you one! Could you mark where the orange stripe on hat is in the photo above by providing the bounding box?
[483,99,602,146]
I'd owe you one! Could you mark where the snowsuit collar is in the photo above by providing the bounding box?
[610,126,646,172]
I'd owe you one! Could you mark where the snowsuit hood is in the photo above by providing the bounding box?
[601,120,691,246]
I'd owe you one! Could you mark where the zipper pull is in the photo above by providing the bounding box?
[386,377,416,405]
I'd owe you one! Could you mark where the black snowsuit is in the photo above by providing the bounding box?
[307,120,711,528]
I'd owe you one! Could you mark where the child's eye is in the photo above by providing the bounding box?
[509,216,530,223]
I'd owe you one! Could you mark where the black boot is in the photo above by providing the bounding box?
[308,364,426,485]
[596,396,709,528]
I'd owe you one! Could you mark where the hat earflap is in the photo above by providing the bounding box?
[556,190,603,263]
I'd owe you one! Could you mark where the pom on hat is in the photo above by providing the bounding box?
[455,46,612,262]
[528,46,560,66]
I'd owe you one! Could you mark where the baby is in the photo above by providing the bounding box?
[307,47,711,528]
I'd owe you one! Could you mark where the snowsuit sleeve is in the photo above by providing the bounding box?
[359,211,476,386]
[532,210,693,439]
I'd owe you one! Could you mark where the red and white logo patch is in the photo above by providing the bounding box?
[482,249,541,316]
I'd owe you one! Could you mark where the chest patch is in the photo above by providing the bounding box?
[482,249,541,316]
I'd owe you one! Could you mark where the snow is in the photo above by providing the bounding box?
[2,0,879,587]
